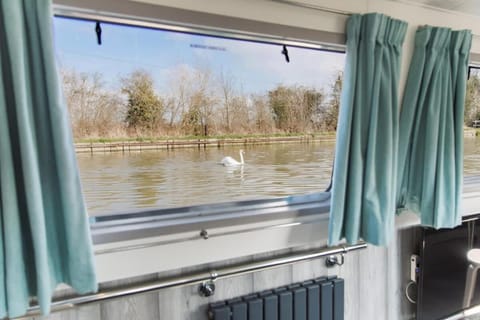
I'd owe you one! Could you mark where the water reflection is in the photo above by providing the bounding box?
[77,138,479,215]
[77,142,334,214]
[128,153,166,207]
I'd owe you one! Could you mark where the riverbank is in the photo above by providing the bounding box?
[75,129,480,153]
[75,134,336,153]
[465,127,479,137]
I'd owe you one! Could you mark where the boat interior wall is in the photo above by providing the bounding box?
[53,0,480,41]
[38,1,480,318]
[19,229,417,320]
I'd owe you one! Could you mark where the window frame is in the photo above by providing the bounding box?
[53,8,348,282]
[92,193,332,282]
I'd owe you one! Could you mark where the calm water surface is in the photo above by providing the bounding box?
[77,142,335,214]
[77,139,480,215]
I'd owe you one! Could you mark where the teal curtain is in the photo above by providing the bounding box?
[328,13,407,246]
[397,27,472,228]
[0,0,97,317]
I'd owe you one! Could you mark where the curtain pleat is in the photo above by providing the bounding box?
[328,13,407,246]
[397,27,472,228]
[0,0,97,317]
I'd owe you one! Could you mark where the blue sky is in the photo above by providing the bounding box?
[53,17,345,95]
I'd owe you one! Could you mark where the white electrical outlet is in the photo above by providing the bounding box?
[410,254,420,283]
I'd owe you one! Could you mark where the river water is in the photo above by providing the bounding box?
[77,139,480,215]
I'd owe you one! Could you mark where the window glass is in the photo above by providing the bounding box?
[465,67,480,177]
[54,17,345,215]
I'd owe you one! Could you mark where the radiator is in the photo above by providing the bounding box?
[208,276,344,320]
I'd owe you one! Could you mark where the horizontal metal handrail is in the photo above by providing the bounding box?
[18,242,366,318]
[441,304,480,320]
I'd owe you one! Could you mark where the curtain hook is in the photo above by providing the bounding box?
[281,45,290,63]
[95,21,102,45]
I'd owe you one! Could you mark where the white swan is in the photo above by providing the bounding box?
[221,150,245,166]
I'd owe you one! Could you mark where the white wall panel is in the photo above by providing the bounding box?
[26,228,417,320]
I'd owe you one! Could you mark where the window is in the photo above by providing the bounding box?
[54,17,346,215]
[465,66,480,178]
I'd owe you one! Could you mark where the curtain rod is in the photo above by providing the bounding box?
[269,0,353,16]
[17,242,366,318]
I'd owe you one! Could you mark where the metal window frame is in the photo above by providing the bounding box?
[51,7,348,282]
[92,192,334,282]
[54,8,343,245]
[53,5,346,53]
[90,192,332,247]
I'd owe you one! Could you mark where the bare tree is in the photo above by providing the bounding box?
[164,65,194,134]
[321,71,342,131]
[180,65,219,136]
[61,69,124,139]
[251,94,275,134]
[229,95,252,134]
[219,70,235,133]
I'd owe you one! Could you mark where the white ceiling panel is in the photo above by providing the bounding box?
[390,0,480,16]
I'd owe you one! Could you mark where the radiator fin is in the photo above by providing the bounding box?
[332,279,344,320]
[293,287,307,320]
[231,302,247,320]
[319,281,333,320]
[209,277,345,320]
[263,294,278,320]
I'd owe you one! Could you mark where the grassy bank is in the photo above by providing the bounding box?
[74,133,336,153]
[464,127,479,137]
[75,132,336,144]
[75,129,480,153]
